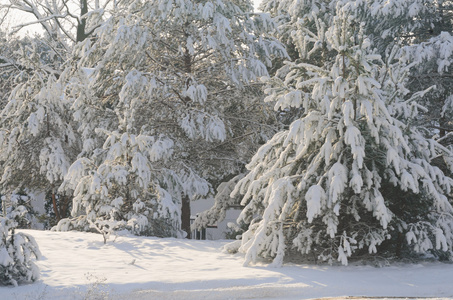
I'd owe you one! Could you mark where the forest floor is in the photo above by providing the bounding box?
[1,230,452,299]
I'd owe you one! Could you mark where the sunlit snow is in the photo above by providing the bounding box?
[1,230,452,299]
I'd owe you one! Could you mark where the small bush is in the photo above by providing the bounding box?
[0,212,41,286]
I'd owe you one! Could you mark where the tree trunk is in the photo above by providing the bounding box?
[181,196,191,239]
[76,0,88,42]
[51,191,61,222]
[1,195,6,217]
[439,116,447,138]
[396,231,405,258]
[60,195,71,219]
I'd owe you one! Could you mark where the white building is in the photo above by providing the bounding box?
[190,198,242,240]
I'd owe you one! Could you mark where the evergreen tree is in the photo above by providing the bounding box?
[0,1,113,226]
[0,39,79,223]
[0,206,41,286]
[359,0,453,173]
[400,31,453,180]
[57,0,286,237]
[227,0,453,266]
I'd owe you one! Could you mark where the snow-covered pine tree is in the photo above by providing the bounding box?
[0,206,41,286]
[400,31,453,180]
[229,0,453,266]
[0,31,19,111]
[0,40,80,224]
[57,0,286,237]
[1,192,39,229]
[342,0,453,179]
[0,0,113,226]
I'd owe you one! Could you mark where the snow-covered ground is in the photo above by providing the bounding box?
[1,230,453,300]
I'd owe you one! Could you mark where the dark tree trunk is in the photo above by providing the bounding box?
[396,232,405,258]
[76,0,88,42]
[60,195,71,219]
[181,196,191,239]
[51,191,61,222]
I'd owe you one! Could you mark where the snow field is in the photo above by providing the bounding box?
[0,230,452,299]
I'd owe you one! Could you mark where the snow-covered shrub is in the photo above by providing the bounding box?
[2,192,42,229]
[80,273,113,300]
[224,222,248,240]
[0,214,41,286]
[52,216,91,233]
